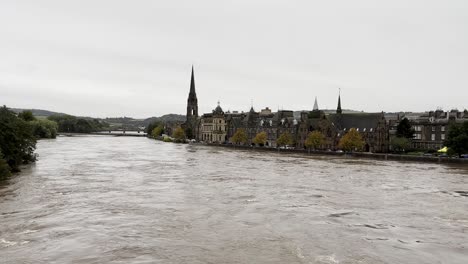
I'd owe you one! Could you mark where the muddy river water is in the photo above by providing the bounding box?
[1,136,467,263]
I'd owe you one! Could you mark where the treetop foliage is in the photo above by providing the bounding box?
[253,131,267,146]
[305,130,325,150]
[338,128,365,152]
[230,129,248,145]
[277,131,293,147]
[396,118,415,139]
[445,122,468,155]
[172,126,186,142]
[0,106,36,175]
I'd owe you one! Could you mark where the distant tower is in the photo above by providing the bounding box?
[313,96,319,111]
[186,65,198,122]
[336,89,342,114]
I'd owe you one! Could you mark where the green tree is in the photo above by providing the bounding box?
[151,125,164,138]
[396,118,414,139]
[31,119,58,139]
[445,122,468,156]
[185,127,194,140]
[277,131,293,148]
[0,149,11,179]
[230,128,248,145]
[146,121,162,134]
[172,126,186,143]
[390,136,410,153]
[338,128,365,152]
[252,131,267,146]
[0,106,36,172]
[18,110,36,121]
[305,130,325,151]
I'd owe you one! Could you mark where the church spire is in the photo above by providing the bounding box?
[337,88,342,114]
[186,65,198,121]
[313,96,319,111]
[190,65,196,95]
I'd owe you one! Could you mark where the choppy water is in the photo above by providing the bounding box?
[0,136,467,264]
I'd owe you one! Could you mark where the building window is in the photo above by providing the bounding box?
[432,126,436,132]
[414,134,422,140]
[441,134,445,140]
[431,134,435,141]
[441,126,445,132]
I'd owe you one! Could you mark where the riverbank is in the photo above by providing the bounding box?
[58,132,147,137]
[206,143,468,165]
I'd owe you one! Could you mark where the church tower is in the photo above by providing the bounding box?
[186,65,198,122]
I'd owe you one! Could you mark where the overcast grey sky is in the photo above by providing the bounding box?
[1,0,467,118]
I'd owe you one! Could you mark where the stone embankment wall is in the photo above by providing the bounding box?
[207,143,468,165]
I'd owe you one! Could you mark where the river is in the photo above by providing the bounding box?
[0,136,467,263]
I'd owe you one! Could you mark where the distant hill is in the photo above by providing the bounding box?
[10,108,67,117]
[143,114,186,125]
[10,107,186,130]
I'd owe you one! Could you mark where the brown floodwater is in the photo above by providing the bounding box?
[1,136,467,263]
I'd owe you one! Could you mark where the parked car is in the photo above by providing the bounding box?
[461,154,468,159]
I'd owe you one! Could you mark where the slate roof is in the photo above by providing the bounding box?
[328,113,383,131]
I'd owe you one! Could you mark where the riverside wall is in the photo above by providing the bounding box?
[206,143,468,165]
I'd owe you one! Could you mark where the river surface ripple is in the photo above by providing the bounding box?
[0,136,467,264]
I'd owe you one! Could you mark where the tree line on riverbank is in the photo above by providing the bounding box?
[0,107,59,179]
[146,121,187,143]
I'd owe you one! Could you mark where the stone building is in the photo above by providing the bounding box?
[225,107,299,147]
[326,94,388,152]
[405,109,467,150]
[199,102,227,143]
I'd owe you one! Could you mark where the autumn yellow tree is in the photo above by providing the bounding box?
[338,128,365,152]
[172,126,186,143]
[230,128,248,145]
[305,130,325,151]
[253,131,267,146]
[277,131,293,148]
[151,125,164,139]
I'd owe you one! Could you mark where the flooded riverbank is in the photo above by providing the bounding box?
[1,136,467,263]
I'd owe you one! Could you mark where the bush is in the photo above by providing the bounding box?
[0,106,36,172]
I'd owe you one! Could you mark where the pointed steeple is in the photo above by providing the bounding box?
[337,88,342,114]
[313,96,319,111]
[186,65,198,121]
[189,65,196,95]
[250,99,255,113]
